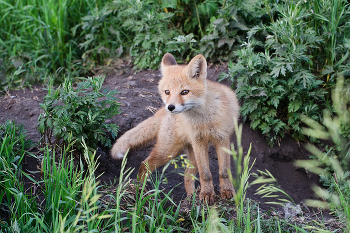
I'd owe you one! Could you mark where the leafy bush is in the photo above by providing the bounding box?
[220,0,350,146]
[106,0,181,69]
[199,17,240,60]
[75,0,275,68]
[72,3,125,70]
[167,34,199,62]
[169,0,221,37]
[37,75,120,150]
[197,0,273,61]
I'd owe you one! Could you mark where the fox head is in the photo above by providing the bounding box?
[159,53,207,114]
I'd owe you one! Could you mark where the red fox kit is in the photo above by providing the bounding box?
[111,53,239,204]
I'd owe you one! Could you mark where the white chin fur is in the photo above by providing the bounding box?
[165,104,185,114]
[169,110,183,114]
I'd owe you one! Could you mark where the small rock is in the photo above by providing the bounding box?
[126,81,137,87]
[124,101,130,107]
[284,202,302,219]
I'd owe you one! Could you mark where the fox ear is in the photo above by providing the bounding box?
[161,53,177,67]
[161,53,177,76]
[186,54,207,80]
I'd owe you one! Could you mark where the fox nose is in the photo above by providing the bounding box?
[168,104,175,112]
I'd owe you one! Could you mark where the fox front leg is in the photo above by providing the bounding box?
[184,145,198,196]
[138,117,185,181]
[191,141,215,205]
[215,139,235,199]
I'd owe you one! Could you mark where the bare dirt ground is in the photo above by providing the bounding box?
[0,60,329,221]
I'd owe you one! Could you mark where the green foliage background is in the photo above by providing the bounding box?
[220,0,350,145]
[0,0,349,144]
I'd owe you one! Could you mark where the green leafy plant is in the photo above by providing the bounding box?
[199,17,240,60]
[167,33,199,63]
[37,75,120,150]
[103,0,180,69]
[166,0,221,38]
[220,1,341,146]
[72,3,125,70]
[197,0,281,61]
[0,54,44,91]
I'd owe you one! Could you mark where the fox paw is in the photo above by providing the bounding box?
[110,146,127,160]
[220,188,235,199]
[138,162,151,181]
[199,191,215,205]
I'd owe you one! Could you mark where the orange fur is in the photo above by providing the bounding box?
[111,53,240,204]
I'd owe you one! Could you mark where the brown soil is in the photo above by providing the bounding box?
[0,61,322,214]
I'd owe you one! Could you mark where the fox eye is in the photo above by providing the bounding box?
[165,90,170,95]
[181,90,189,95]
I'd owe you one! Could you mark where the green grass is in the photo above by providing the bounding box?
[295,77,350,232]
[0,120,36,230]
[0,0,106,89]
[1,118,347,232]
[0,121,185,231]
